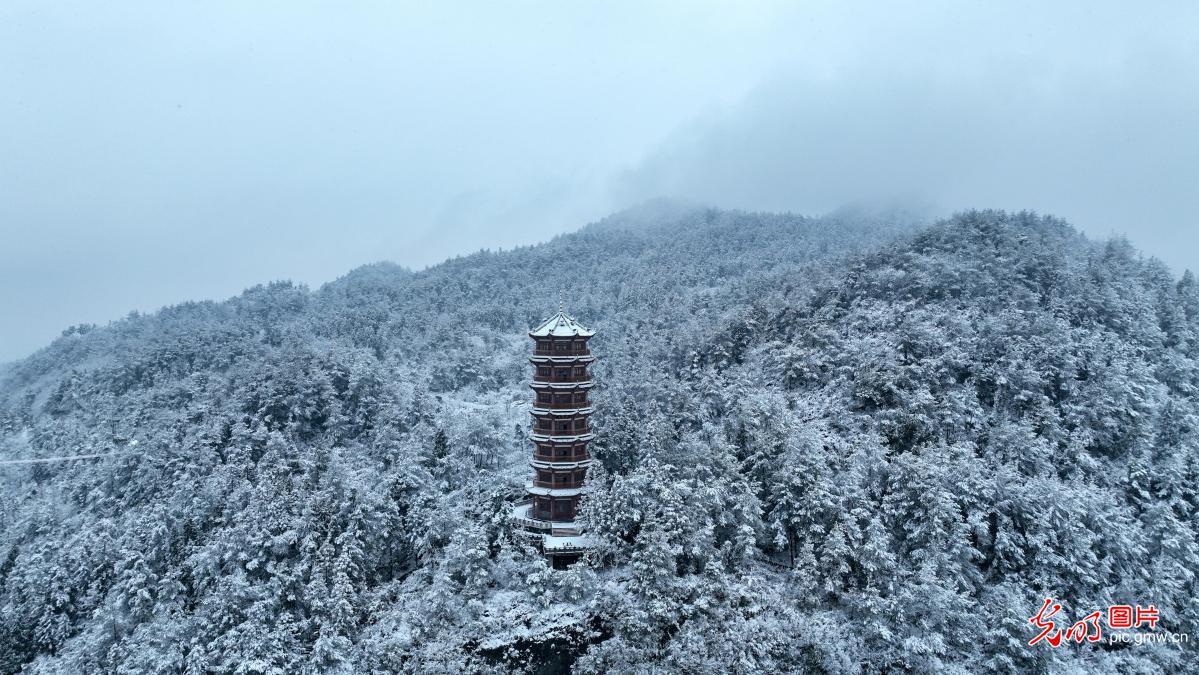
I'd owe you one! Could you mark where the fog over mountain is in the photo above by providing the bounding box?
[3,3,1198,672]
[3,1,1198,361]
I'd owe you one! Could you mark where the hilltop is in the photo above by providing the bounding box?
[1,207,1195,673]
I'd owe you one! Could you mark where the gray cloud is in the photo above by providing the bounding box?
[2,1,1197,361]
[612,2,1199,273]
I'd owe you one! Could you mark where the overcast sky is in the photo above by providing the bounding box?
[2,1,1197,362]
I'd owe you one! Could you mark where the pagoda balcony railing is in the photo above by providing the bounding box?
[533,451,591,463]
[532,348,591,357]
[532,373,590,384]
[533,479,586,490]
[534,425,590,437]
[532,400,591,410]
[533,511,575,522]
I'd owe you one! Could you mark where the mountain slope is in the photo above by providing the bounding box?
[0,205,912,673]
[1,208,1194,673]
[659,211,1199,672]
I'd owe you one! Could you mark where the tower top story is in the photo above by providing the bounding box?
[529,311,595,338]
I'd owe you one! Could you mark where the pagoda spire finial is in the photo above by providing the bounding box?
[559,288,564,314]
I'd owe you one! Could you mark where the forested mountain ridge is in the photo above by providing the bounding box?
[0,205,911,673]
[652,210,1199,671]
[1,207,1195,673]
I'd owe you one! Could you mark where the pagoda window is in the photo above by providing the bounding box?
[574,340,585,350]
[537,392,552,403]
[555,368,571,378]
[573,419,586,429]
[553,394,571,404]
[554,341,569,352]
[574,367,586,376]
[537,340,550,351]
[538,367,551,376]
[573,392,587,402]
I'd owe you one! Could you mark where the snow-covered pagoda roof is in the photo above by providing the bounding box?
[529,311,595,338]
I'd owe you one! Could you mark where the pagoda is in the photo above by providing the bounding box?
[510,307,595,567]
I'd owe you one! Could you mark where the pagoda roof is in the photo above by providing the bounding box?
[529,311,595,338]
[530,458,593,470]
[529,354,595,364]
[530,381,593,390]
[525,482,587,497]
[530,431,595,443]
[530,406,595,416]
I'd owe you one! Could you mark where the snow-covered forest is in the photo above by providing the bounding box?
[1,205,1196,672]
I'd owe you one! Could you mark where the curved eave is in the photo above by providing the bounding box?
[529,355,595,364]
[530,381,594,390]
[531,458,593,470]
[525,483,588,497]
[527,329,596,338]
[531,406,594,417]
[530,432,595,443]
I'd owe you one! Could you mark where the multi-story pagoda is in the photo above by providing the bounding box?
[510,308,595,567]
